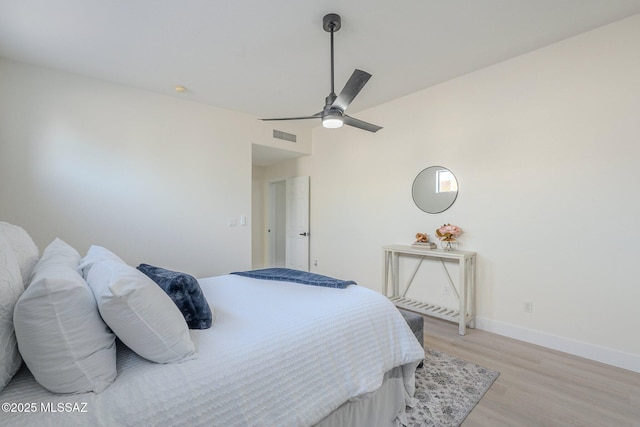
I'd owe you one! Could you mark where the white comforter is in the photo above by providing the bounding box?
[1,274,424,426]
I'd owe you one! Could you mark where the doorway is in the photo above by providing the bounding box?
[267,176,310,271]
[268,180,286,267]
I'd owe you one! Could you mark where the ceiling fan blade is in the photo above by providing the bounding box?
[261,112,323,122]
[343,115,383,133]
[332,69,371,112]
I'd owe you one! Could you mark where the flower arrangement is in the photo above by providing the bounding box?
[435,224,462,242]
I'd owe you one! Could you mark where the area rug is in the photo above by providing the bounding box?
[406,348,500,427]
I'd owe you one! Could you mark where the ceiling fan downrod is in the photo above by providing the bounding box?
[323,13,341,104]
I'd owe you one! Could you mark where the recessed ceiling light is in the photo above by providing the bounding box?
[175,85,187,93]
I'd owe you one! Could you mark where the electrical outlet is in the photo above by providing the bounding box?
[442,286,450,297]
[524,301,534,313]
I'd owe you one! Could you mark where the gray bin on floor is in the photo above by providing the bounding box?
[398,308,424,349]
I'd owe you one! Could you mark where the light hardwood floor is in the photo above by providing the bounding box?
[420,316,640,427]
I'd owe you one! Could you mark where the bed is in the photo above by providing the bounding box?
[0,222,424,426]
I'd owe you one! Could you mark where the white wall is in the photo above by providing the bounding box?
[265,14,640,371]
[0,59,260,277]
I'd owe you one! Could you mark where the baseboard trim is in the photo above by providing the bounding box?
[474,316,640,374]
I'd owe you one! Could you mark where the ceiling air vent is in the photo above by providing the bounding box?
[272,129,297,143]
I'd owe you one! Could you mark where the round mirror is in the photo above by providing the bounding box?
[412,166,459,214]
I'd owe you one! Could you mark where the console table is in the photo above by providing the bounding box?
[383,244,476,335]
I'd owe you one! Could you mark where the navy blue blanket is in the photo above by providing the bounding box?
[230,268,356,289]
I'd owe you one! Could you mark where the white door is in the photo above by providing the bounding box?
[285,176,310,271]
[267,180,287,267]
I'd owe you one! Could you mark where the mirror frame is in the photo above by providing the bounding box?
[411,166,459,214]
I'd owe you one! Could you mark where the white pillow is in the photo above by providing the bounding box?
[0,221,39,287]
[0,233,23,392]
[78,244,126,278]
[14,238,117,393]
[31,236,82,276]
[83,247,196,364]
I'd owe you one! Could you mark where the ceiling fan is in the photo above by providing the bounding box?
[262,13,382,133]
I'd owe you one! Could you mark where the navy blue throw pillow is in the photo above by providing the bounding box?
[137,264,212,329]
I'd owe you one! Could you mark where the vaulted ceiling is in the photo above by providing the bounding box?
[2,1,640,125]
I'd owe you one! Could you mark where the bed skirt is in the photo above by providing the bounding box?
[314,364,415,427]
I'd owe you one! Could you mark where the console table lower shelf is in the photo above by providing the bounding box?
[389,296,473,327]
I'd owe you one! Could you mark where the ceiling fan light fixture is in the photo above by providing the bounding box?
[322,111,344,129]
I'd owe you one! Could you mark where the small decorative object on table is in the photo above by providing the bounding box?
[435,223,462,251]
[412,233,436,249]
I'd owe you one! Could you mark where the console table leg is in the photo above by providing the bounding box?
[391,252,400,297]
[459,259,466,335]
[467,257,476,329]
[383,251,390,296]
